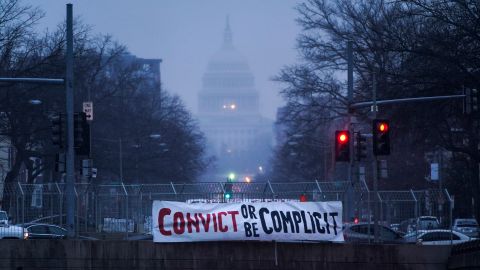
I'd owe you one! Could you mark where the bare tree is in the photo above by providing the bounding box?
[0,0,209,191]
[273,0,480,200]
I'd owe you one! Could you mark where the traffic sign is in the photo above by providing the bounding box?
[83,101,93,121]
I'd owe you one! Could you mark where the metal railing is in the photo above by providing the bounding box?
[0,181,453,237]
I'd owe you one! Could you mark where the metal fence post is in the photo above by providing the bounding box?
[82,186,86,233]
[377,192,383,225]
[74,184,78,237]
[17,182,25,224]
[410,189,418,238]
[122,182,128,237]
[170,182,177,200]
[55,183,62,226]
[267,181,275,200]
[95,188,99,233]
[444,188,454,244]
[138,185,143,232]
[315,180,322,202]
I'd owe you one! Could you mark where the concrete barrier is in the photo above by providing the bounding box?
[448,239,480,269]
[0,240,451,270]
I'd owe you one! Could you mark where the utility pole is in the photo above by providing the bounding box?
[346,41,354,222]
[0,4,76,237]
[372,73,379,243]
[119,137,123,182]
[65,3,75,237]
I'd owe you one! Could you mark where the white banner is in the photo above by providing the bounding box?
[152,201,343,242]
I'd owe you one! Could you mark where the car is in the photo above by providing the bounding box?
[416,216,440,230]
[390,223,400,232]
[23,223,67,239]
[0,211,28,240]
[343,222,404,244]
[403,229,475,245]
[398,218,417,234]
[452,218,479,238]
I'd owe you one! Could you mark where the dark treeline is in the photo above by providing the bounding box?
[272,0,480,218]
[0,0,210,188]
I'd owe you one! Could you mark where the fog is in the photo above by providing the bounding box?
[26,0,301,120]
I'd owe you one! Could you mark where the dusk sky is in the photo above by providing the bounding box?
[26,0,302,120]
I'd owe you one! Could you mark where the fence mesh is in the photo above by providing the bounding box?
[0,181,452,237]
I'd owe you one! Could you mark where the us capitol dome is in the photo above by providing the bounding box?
[198,18,272,180]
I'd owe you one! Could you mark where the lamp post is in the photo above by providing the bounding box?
[287,135,331,181]
[96,134,162,182]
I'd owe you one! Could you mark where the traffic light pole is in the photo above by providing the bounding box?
[372,74,379,243]
[350,94,465,110]
[0,4,75,237]
[346,41,354,223]
[65,3,75,238]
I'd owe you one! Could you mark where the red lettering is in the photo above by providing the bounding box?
[173,212,185,234]
[228,211,239,232]
[164,210,240,235]
[186,213,200,233]
[218,212,228,232]
[158,208,172,236]
[199,213,210,232]
[213,213,218,232]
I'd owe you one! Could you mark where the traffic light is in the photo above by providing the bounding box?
[464,88,479,117]
[224,182,233,200]
[299,194,307,202]
[355,132,367,161]
[372,119,390,156]
[473,88,479,115]
[74,112,90,156]
[335,130,350,162]
[51,113,65,148]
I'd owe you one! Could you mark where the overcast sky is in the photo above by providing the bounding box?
[25,0,301,119]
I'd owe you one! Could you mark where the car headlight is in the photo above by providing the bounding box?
[23,231,29,239]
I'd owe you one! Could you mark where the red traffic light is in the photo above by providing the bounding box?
[354,217,359,224]
[299,194,307,202]
[373,119,390,156]
[335,130,350,162]
[378,122,388,132]
[337,131,349,143]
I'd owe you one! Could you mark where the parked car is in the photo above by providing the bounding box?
[0,211,28,239]
[403,229,474,245]
[343,223,404,243]
[398,218,417,234]
[452,218,479,238]
[390,223,400,232]
[23,223,67,239]
[416,216,440,230]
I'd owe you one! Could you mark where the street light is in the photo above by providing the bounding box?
[28,99,42,105]
[149,134,161,139]
[286,135,331,180]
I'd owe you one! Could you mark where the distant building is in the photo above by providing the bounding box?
[198,18,273,180]
[114,53,162,88]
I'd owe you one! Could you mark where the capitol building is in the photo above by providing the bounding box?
[198,19,273,180]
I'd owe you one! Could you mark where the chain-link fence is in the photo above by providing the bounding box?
[0,181,453,237]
